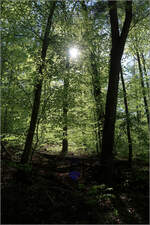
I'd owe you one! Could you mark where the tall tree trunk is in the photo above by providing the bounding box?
[62,58,69,154]
[90,52,103,154]
[93,111,100,154]
[120,67,132,165]
[141,53,150,93]
[101,0,132,185]
[133,60,141,124]
[80,1,103,153]
[136,50,150,128]
[21,2,56,164]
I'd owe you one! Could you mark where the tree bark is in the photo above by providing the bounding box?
[120,66,132,165]
[101,0,132,185]
[136,50,150,128]
[21,2,56,164]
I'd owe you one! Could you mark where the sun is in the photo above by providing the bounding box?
[69,47,79,58]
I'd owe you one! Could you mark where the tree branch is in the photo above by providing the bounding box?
[108,0,119,43]
[120,0,132,43]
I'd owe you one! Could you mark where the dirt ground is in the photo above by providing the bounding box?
[1,147,149,224]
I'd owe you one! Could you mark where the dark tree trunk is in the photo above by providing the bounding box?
[120,67,133,165]
[62,59,69,154]
[21,2,56,164]
[136,50,149,127]
[101,0,132,185]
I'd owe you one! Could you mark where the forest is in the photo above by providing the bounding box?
[1,0,150,224]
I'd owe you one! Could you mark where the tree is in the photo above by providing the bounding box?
[80,0,105,154]
[120,67,132,165]
[136,49,150,128]
[62,57,69,154]
[90,51,104,153]
[101,0,132,185]
[141,53,150,91]
[21,2,56,164]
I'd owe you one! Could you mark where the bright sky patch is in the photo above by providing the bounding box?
[69,47,79,58]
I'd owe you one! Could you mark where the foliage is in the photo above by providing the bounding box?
[1,0,149,161]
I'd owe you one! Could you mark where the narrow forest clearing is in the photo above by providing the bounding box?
[2,146,149,224]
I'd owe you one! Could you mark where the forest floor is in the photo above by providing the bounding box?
[1,145,149,224]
